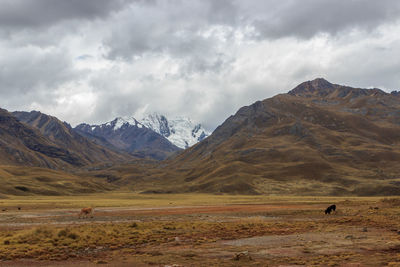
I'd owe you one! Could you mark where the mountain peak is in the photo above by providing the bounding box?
[309,77,332,86]
[288,78,389,99]
[288,78,335,97]
[104,116,143,130]
[140,113,210,149]
[74,116,179,160]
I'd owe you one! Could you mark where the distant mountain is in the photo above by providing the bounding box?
[75,117,180,160]
[11,111,132,167]
[140,113,210,149]
[0,108,83,169]
[130,78,400,196]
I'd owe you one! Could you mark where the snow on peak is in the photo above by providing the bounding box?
[105,116,143,130]
[80,113,210,149]
[140,113,210,149]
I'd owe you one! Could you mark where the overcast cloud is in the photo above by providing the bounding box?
[1,0,400,130]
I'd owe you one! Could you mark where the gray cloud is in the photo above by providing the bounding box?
[103,0,237,75]
[0,44,85,115]
[0,0,129,29]
[103,0,400,60]
[1,0,400,131]
[246,0,400,39]
[0,48,76,94]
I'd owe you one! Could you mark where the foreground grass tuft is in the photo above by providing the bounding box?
[0,219,318,261]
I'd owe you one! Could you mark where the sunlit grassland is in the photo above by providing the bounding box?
[0,197,399,265]
[0,218,317,261]
[0,191,391,210]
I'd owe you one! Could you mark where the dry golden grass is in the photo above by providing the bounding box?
[0,219,317,261]
[0,192,385,210]
[0,194,400,266]
[0,165,114,197]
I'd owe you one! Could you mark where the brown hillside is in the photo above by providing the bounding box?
[120,78,400,196]
[0,108,84,169]
[0,109,132,170]
[0,165,115,196]
[12,111,133,167]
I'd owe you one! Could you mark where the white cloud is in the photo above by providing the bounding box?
[1,0,400,131]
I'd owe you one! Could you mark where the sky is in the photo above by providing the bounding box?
[1,0,400,131]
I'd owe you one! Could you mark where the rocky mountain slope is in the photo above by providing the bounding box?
[3,78,400,196]
[0,108,84,169]
[12,111,132,167]
[140,113,210,149]
[75,117,180,160]
[124,78,400,195]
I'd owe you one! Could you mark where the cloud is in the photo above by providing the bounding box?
[103,0,400,61]
[1,0,400,131]
[243,0,400,39]
[0,44,83,108]
[102,1,238,76]
[0,0,129,29]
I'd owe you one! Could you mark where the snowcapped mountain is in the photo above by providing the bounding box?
[75,113,210,157]
[74,117,180,160]
[104,117,144,130]
[140,113,210,149]
[75,117,144,137]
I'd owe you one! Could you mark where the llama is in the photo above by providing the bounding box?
[325,204,336,214]
[79,207,93,218]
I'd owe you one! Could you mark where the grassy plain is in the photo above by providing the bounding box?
[0,194,399,266]
[0,192,381,209]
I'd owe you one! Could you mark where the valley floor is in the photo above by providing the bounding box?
[0,194,399,266]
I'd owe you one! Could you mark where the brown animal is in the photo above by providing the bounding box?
[79,207,93,218]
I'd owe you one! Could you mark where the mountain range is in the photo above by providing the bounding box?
[1,78,400,196]
[75,116,180,160]
[0,109,130,170]
[76,113,209,151]
[114,78,400,195]
[74,114,209,160]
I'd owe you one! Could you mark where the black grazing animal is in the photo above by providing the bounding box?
[325,204,336,214]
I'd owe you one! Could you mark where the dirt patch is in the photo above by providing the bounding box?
[223,227,400,257]
[0,204,320,228]
[95,204,320,216]
[1,200,400,266]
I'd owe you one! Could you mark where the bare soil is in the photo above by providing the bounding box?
[1,199,400,266]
